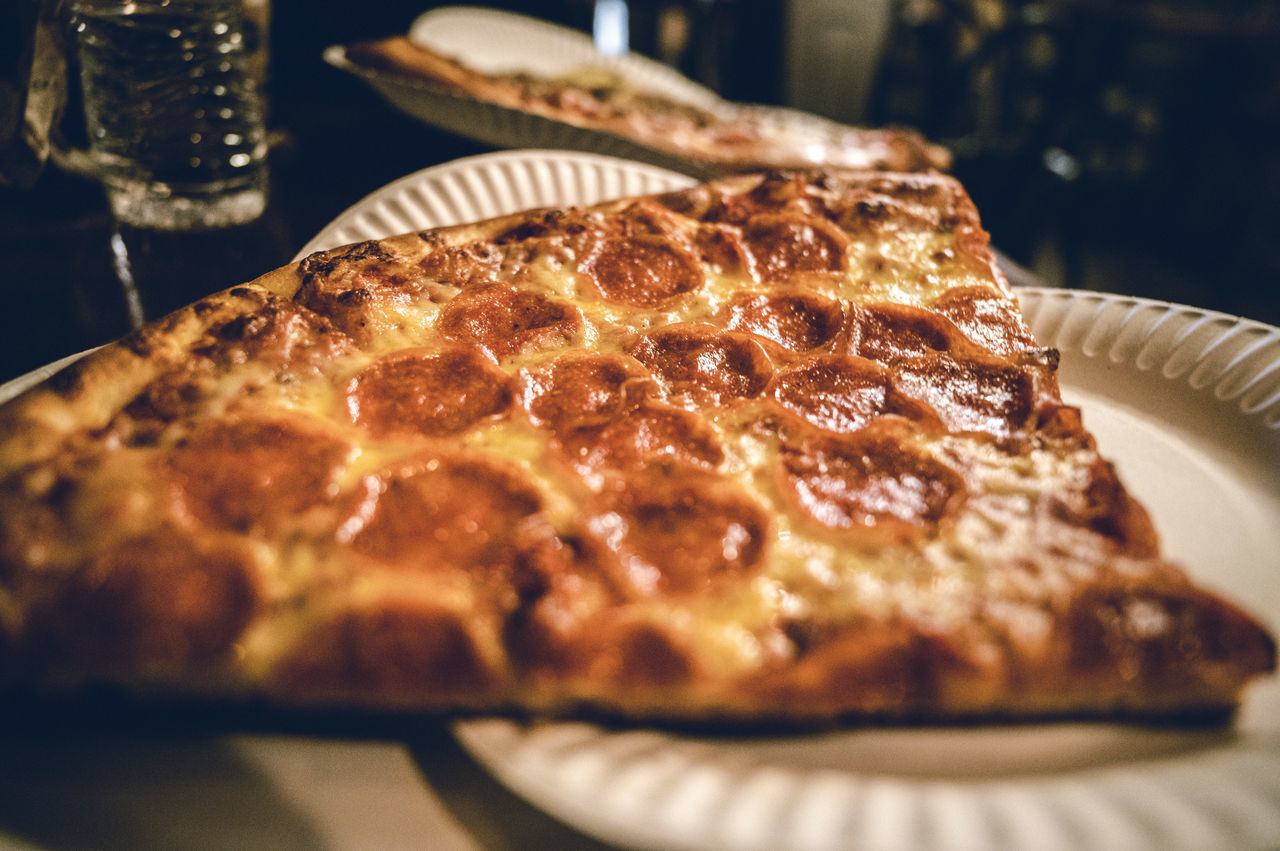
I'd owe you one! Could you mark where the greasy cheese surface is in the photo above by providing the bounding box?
[0,171,1272,721]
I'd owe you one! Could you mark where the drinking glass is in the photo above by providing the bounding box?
[56,0,271,230]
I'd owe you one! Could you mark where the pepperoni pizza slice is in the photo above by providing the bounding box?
[342,36,951,176]
[0,170,1273,724]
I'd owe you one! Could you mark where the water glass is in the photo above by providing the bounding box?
[62,0,270,230]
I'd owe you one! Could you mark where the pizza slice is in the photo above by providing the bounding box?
[342,36,952,176]
[0,169,1272,724]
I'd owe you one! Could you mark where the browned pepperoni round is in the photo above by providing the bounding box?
[1049,457,1159,557]
[630,325,773,406]
[168,416,350,534]
[892,354,1034,439]
[518,613,697,689]
[520,353,649,429]
[580,620,696,688]
[694,224,750,274]
[782,429,965,538]
[578,234,702,308]
[44,532,260,668]
[931,286,1039,355]
[588,469,770,595]
[495,207,601,246]
[204,300,353,368]
[556,405,724,474]
[771,355,937,434]
[344,348,513,439]
[417,241,506,286]
[340,454,543,574]
[723,292,844,353]
[846,303,961,362]
[297,241,412,312]
[702,174,815,225]
[437,284,582,360]
[274,602,495,699]
[1059,583,1276,687]
[743,214,846,283]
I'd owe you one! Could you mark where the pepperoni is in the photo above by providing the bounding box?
[204,299,352,367]
[126,303,352,427]
[892,354,1034,439]
[1049,457,1159,557]
[344,348,514,439]
[556,404,723,474]
[694,224,749,274]
[521,353,649,429]
[274,602,495,700]
[742,214,847,283]
[417,240,506,286]
[578,620,695,688]
[437,284,582,360]
[298,240,403,291]
[723,292,844,353]
[587,469,769,595]
[705,188,767,226]
[42,532,260,668]
[846,303,963,362]
[168,416,350,534]
[704,175,809,225]
[495,207,600,246]
[518,614,696,689]
[296,241,422,335]
[860,172,957,209]
[771,355,937,434]
[749,172,819,206]
[748,618,974,716]
[1061,584,1277,686]
[931,286,1039,355]
[578,234,702,308]
[630,325,773,406]
[1037,403,1092,446]
[782,428,965,538]
[339,454,544,575]
[830,190,939,239]
[613,200,685,237]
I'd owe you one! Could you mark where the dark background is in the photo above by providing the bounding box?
[3,0,1278,385]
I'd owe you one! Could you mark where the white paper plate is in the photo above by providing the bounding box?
[293,151,1280,851]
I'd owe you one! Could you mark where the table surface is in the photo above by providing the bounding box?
[0,693,622,849]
